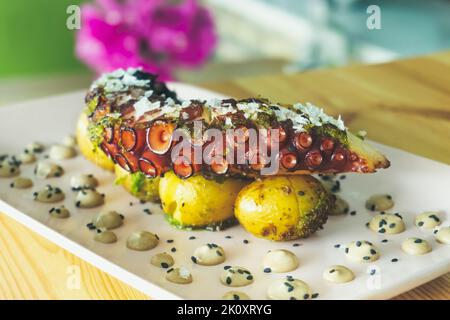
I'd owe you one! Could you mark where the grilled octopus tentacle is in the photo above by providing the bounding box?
[86,70,390,179]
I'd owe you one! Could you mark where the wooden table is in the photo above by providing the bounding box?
[1,52,449,299]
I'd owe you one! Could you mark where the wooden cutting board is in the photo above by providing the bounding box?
[0,51,449,299]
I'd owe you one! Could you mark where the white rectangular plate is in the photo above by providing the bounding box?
[0,84,449,300]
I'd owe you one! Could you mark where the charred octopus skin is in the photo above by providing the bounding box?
[78,68,180,171]
[85,69,390,180]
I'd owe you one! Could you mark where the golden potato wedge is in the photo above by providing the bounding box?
[159,172,249,230]
[76,112,115,171]
[235,175,333,240]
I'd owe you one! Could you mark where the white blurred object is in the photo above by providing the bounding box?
[206,0,352,70]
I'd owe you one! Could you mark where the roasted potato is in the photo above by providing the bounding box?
[76,112,115,171]
[159,172,249,230]
[114,164,160,202]
[235,175,333,240]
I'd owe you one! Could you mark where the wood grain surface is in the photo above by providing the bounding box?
[1,51,449,299]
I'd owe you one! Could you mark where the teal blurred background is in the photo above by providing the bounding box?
[0,0,85,77]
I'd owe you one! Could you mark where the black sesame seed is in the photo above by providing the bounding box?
[331,181,340,193]
[365,222,370,227]
[284,282,294,289]
[9,183,14,188]
[345,248,349,254]
[329,269,336,273]
[378,228,386,233]
[389,223,396,228]
[161,262,169,268]
[381,239,388,243]
[290,297,297,300]
[370,249,377,255]
[49,208,55,213]
[334,244,340,248]
[263,267,271,273]
[298,191,305,196]
[167,268,174,273]
[143,208,152,215]
[75,201,81,208]
[356,241,362,247]
[370,269,376,275]
[224,265,231,270]
[303,294,310,300]
[139,199,146,204]
[380,211,386,215]
[129,202,133,206]
[311,293,319,299]
[86,223,96,230]
[243,240,249,244]
[430,215,440,222]
[216,250,223,256]
[191,256,197,264]
[233,294,240,300]
[363,256,370,260]
[418,221,424,227]
[370,204,376,211]
[293,243,300,247]
[350,211,356,216]
[433,229,438,234]
[226,277,232,285]
[386,195,392,200]
[391,258,398,262]
[246,275,253,280]
[166,239,174,243]
[189,236,196,240]
[414,239,423,244]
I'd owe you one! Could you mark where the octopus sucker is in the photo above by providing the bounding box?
[147,120,175,155]
[138,157,157,178]
[114,153,131,172]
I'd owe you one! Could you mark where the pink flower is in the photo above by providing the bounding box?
[76,0,217,80]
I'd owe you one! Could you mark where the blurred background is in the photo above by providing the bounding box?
[1,0,449,105]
